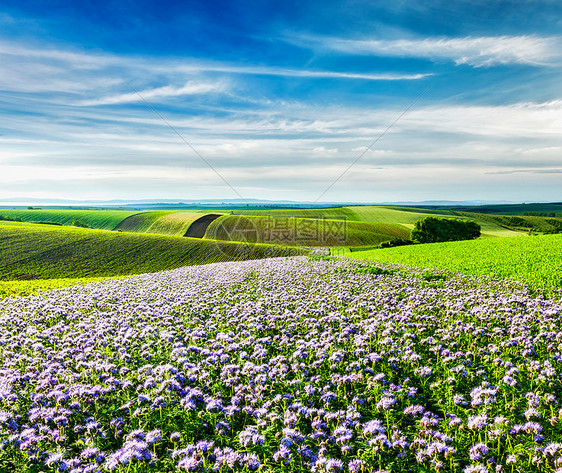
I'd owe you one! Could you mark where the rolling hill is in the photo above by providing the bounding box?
[1,205,525,245]
[114,211,223,236]
[0,221,308,281]
[204,214,411,247]
[231,205,520,238]
[0,209,138,230]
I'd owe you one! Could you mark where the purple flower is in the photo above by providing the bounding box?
[468,415,488,431]
[238,426,264,447]
[146,429,162,444]
[349,458,366,473]
[363,419,386,435]
[469,443,490,461]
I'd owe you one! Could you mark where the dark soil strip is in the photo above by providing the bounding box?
[184,214,222,238]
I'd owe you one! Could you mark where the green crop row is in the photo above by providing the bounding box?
[0,209,138,230]
[112,210,172,232]
[230,205,520,238]
[0,221,308,282]
[230,205,453,223]
[205,214,411,247]
[1,206,523,241]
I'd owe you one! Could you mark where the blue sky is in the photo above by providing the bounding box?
[1,0,561,203]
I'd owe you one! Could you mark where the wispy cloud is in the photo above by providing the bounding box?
[296,35,562,67]
[486,169,562,175]
[174,63,431,81]
[79,81,227,106]
[0,38,430,100]
[0,39,113,69]
[1,35,561,202]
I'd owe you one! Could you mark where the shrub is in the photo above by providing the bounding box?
[30,221,62,226]
[411,217,480,243]
[546,219,562,230]
[0,215,22,222]
[380,238,412,248]
[524,211,556,217]
[72,220,90,228]
[496,216,533,228]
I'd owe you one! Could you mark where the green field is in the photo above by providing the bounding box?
[232,205,519,238]
[457,211,562,234]
[0,208,138,229]
[0,276,116,299]
[1,205,524,241]
[231,207,358,220]
[205,214,411,247]
[0,209,227,237]
[144,211,221,236]
[347,205,453,223]
[346,206,519,237]
[0,221,308,281]
[458,202,562,216]
[113,210,224,236]
[349,233,562,291]
[112,210,172,232]
[232,205,450,223]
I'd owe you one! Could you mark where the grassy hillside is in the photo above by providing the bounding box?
[1,206,521,240]
[349,233,562,291]
[113,211,172,232]
[0,221,308,280]
[234,205,462,223]
[457,211,562,234]
[231,205,454,223]
[347,206,519,237]
[0,209,137,230]
[114,211,225,236]
[348,206,453,224]
[232,205,519,238]
[205,214,410,247]
[145,211,219,236]
[231,207,357,220]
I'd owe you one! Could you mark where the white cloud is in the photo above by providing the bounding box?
[79,81,227,106]
[0,38,430,99]
[0,40,114,69]
[351,147,392,155]
[312,146,339,156]
[302,35,562,67]
[175,63,431,81]
[1,38,562,201]
[402,100,562,138]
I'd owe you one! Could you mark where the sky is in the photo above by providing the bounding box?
[0,0,561,204]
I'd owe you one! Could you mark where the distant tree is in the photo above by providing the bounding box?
[523,211,556,217]
[411,217,480,243]
[380,238,412,248]
[72,220,90,228]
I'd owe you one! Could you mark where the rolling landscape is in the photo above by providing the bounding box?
[2,0,562,472]
[1,200,562,473]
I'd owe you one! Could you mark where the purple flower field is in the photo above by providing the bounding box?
[1,256,562,472]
